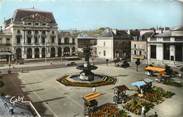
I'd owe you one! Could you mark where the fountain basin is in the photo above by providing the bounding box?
[57,74,117,87]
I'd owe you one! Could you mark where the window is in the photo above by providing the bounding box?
[17,30,20,33]
[27,30,31,34]
[104,42,105,47]
[42,23,46,26]
[6,38,10,43]
[16,37,21,44]
[134,50,136,55]
[139,51,142,55]
[51,37,55,43]
[35,23,39,26]
[28,22,32,25]
[150,45,156,59]
[58,38,61,45]
[64,37,69,44]
[134,44,136,48]
[52,31,55,34]
[103,50,106,56]
[27,37,31,44]
[163,44,170,60]
[42,37,45,44]
[0,38,2,44]
[42,31,46,34]
[35,30,38,34]
[35,37,38,44]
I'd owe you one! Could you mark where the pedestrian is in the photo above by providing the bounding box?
[106,59,109,65]
[9,106,14,115]
[92,87,96,92]
[154,112,158,117]
[141,106,145,117]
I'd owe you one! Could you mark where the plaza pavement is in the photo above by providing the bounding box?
[14,64,183,117]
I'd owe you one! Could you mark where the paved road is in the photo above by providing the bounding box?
[0,59,107,74]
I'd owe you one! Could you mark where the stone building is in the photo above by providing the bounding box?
[2,8,77,61]
[97,28,131,60]
[58,31,77,56]
[0,31,12,62]
[147,27,183,66]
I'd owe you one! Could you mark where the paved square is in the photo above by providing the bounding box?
[17,64,183,117]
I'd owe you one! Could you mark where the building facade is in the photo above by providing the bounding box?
[77,36,97,57]
[0,31,12,62]
[131,41,147,62]
[2,8,76,61]
[97,28,131,60]
[58,31,77,56]
[147,27,183,66]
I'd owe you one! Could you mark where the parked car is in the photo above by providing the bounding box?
[66,62,77,66]
[120,61,130,68]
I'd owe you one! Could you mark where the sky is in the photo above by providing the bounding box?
[0,0,183,30]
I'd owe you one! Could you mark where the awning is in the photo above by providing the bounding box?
[131,81,146,87]
[0,52,12,56]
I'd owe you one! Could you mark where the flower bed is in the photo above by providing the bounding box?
[124,98,154,115]
[141,86,175,104]
[56,75,117,87]
[89,103,128,117]
[163,79,183,87]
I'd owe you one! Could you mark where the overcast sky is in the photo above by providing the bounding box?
[0,0,183,30]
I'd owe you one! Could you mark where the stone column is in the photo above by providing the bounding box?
[39,47,42,58]
[32,48,35,58]
[47,47,50,58]
[170,45,175,61]
[55,47,58,57]
[70,47,72,56]
[22,47,26,59]
[61,48,64,56]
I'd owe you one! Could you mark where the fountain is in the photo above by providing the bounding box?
[57,46,116,87]
[76,47,97,81]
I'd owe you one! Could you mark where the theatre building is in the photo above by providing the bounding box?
[2,8,77,62]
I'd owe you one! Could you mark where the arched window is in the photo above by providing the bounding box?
[27,48,32,58]
[50,47,55,57]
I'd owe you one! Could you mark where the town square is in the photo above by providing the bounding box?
[0,0,183,117]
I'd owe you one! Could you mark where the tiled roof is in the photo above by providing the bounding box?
[12,9,56,24]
